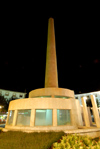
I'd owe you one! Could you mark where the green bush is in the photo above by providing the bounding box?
[53,134,100,149]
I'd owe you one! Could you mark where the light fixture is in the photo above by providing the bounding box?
[83,96,87,100]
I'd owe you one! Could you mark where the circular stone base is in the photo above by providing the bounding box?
[5,97,80,131]
[5,125,77,132]
[29,88,75,98]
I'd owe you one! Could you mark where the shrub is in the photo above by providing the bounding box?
[53,134,100,149]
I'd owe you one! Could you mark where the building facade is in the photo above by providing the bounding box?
[0,89,27,101]
[75,91,100,107]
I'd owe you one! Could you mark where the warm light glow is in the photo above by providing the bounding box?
[0,106,3,109]
[83,96,87,100]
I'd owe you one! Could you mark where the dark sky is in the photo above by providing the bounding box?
[0,5,100,95]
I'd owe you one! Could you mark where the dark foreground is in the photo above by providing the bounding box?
[0,130,100,149]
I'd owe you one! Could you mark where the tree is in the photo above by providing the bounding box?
[86,97,99,108]
[86,98,92,107]
[0,95,8,112]
[86,97,99,115]
[96,98,99,107]
[0,95,18,112]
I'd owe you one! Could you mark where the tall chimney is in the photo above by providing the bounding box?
[45,18,58,88]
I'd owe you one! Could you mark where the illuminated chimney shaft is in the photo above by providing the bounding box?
[45,18,58,88]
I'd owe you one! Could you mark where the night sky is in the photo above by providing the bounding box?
[0,5,100,96]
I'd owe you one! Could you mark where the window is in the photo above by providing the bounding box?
[34,96,51,98]
[13,93,16,97]
[19,95,23,98]
[57,109,71,125]
[95,94,97,97]
[55,96,70,99]
[75,97,78,99]
[35,109,52,126]
[7,110,14,125]
[5,92,9,96]
[16,110,31,126]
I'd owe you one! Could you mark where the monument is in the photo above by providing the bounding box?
[5,18,83,131]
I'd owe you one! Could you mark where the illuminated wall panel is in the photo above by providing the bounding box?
[35,109,52,126]
[16,110,31,126]
[57,109,71,125]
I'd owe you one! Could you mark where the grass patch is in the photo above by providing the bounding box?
[0,131,100,149]
[0,131,64,149]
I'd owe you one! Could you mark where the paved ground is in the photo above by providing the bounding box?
[64,127,100,138]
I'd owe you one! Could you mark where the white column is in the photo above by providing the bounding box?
[12,110,18,126]
[6,111,10,125]
[90,95,100,128]
[81,97,90,127]
[30,109,35,126]
[78,96,82,105]
[75,100,83,126]
[53,109,57,126]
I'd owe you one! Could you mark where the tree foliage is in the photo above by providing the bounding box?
[0,95,17,112]
[86,97,99,108]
